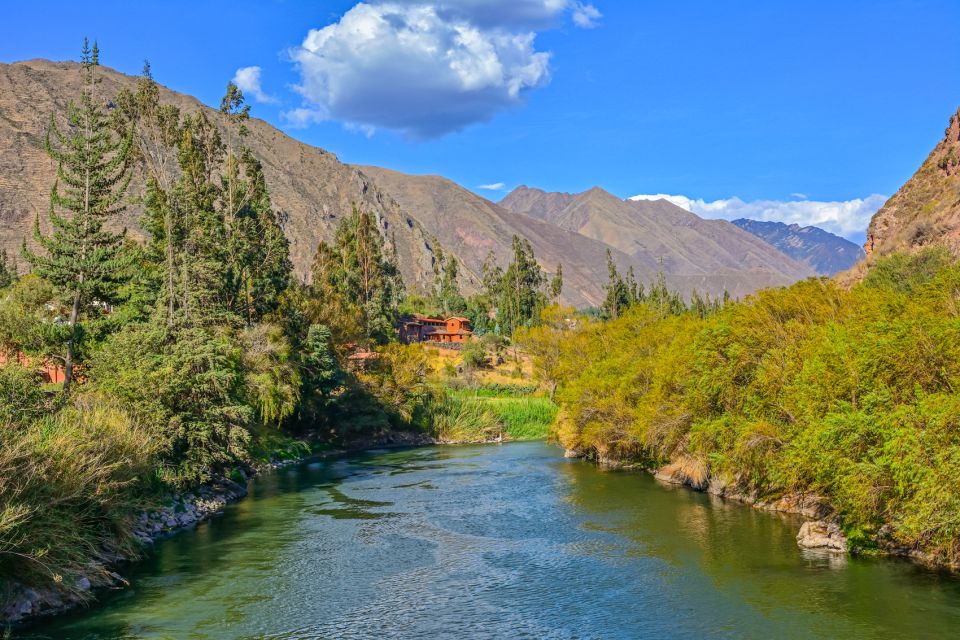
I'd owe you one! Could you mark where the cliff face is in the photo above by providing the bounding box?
[0,59,438,290]
[864,108,960,259]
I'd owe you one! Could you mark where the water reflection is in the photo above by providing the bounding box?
[23,442,960,640]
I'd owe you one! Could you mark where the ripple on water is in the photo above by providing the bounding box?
[20,442,960,640]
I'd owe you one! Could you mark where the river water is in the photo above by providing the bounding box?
[23,442,960,639]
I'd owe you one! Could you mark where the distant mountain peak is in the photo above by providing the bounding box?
[731,218,865,275]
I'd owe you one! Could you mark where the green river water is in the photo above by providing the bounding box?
[22,441,960,639]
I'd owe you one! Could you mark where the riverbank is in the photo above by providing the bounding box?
[566,447,960,572]
[1,430,444,625]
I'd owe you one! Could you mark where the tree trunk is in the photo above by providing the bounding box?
[64,288,81,395]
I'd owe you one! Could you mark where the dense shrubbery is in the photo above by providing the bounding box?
[545,250,960,562]
[0,399,159,598]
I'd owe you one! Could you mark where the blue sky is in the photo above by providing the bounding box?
[4,0,959,241]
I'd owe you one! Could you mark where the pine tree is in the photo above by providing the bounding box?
[22,40,132,393]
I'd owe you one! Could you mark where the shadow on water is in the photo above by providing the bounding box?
[21,442,960,640]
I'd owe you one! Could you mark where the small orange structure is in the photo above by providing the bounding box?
[397,314,473,344]
[0,350,66,384]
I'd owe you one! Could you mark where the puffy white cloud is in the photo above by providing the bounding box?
[572,3,602,28]
[478,182,506,190]
[232,66,277,104]
[629,193,888,240]
[286,1,598,138]
[394,0,571,29]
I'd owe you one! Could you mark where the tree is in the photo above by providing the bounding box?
[601,249,630,320]
[112,60,183,328]
[309,207,402,345]
[433,246,466,317]
[22,40,133,394]
[550,263,563,301]
[494,236,547,335]
[0,250,16,290]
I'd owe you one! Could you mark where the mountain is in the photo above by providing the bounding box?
[500,185,815,284]
[0,58,815,308]
[862,107,960,260]
[0,59,437,291]
[730,219,866,275]
[361,169,820,305]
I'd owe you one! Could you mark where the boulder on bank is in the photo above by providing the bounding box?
[797,520,848,552]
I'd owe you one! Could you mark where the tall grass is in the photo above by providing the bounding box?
[447,390,558,440]
[0,397,159,602]
[428,394,503,442]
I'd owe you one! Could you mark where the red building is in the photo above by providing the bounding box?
[397,314,473,344]
[0,350,66,384]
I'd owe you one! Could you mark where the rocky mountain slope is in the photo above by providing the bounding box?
[501,185,815,284]
[0,58,818,307]
[863,108,960,260]
[362,169,820,304]
[0,59,437,290]
[731,219,865,275]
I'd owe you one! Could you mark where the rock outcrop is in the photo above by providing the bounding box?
[842,106,960,284]
[797,520,848,552]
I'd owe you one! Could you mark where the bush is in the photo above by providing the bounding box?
[547,255,960,560]
[0,363,48,426]
[0,399,160,600]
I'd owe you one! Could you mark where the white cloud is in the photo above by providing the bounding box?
[629,193,888,239]
[478,182,506,190]
[790,192,808,200]
[232,66,278,104]
[572,3,602,28]
[286,1,598,138]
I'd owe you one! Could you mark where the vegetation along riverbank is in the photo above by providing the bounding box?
[521,248,960,570]
[0,45,558,624]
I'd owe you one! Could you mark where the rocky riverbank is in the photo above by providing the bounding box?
[1,430,440,625]
[566,447,958,572]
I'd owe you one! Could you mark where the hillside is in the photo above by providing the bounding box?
[356,167,633,307]
[731,219,865,275]
[500,185,815,284]
[862,108,960,260]
[0,59,437,290]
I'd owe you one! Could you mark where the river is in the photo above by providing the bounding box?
[22,441,960,639]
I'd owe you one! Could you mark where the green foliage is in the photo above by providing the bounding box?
[862,247,952,294]
[0,399,159,598]
[21,41,133,393]
[0,364,48,426]
[472,237,549,336]
[549,257,960,562]
[460,340,487,371]
[308,207,402,345]
[427,393,503,442]
[0,250,16,290]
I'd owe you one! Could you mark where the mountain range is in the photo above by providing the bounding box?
[730,219,866,275]
[0,59,871,307]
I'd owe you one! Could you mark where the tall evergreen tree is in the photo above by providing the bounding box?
[309,207,402,345]
[0,250,15,290]
[601,249,630,320]
[550,263,563,301]
[497,236,547,335]
[22,40,132,393]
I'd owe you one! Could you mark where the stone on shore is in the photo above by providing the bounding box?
[797,520,848,552]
